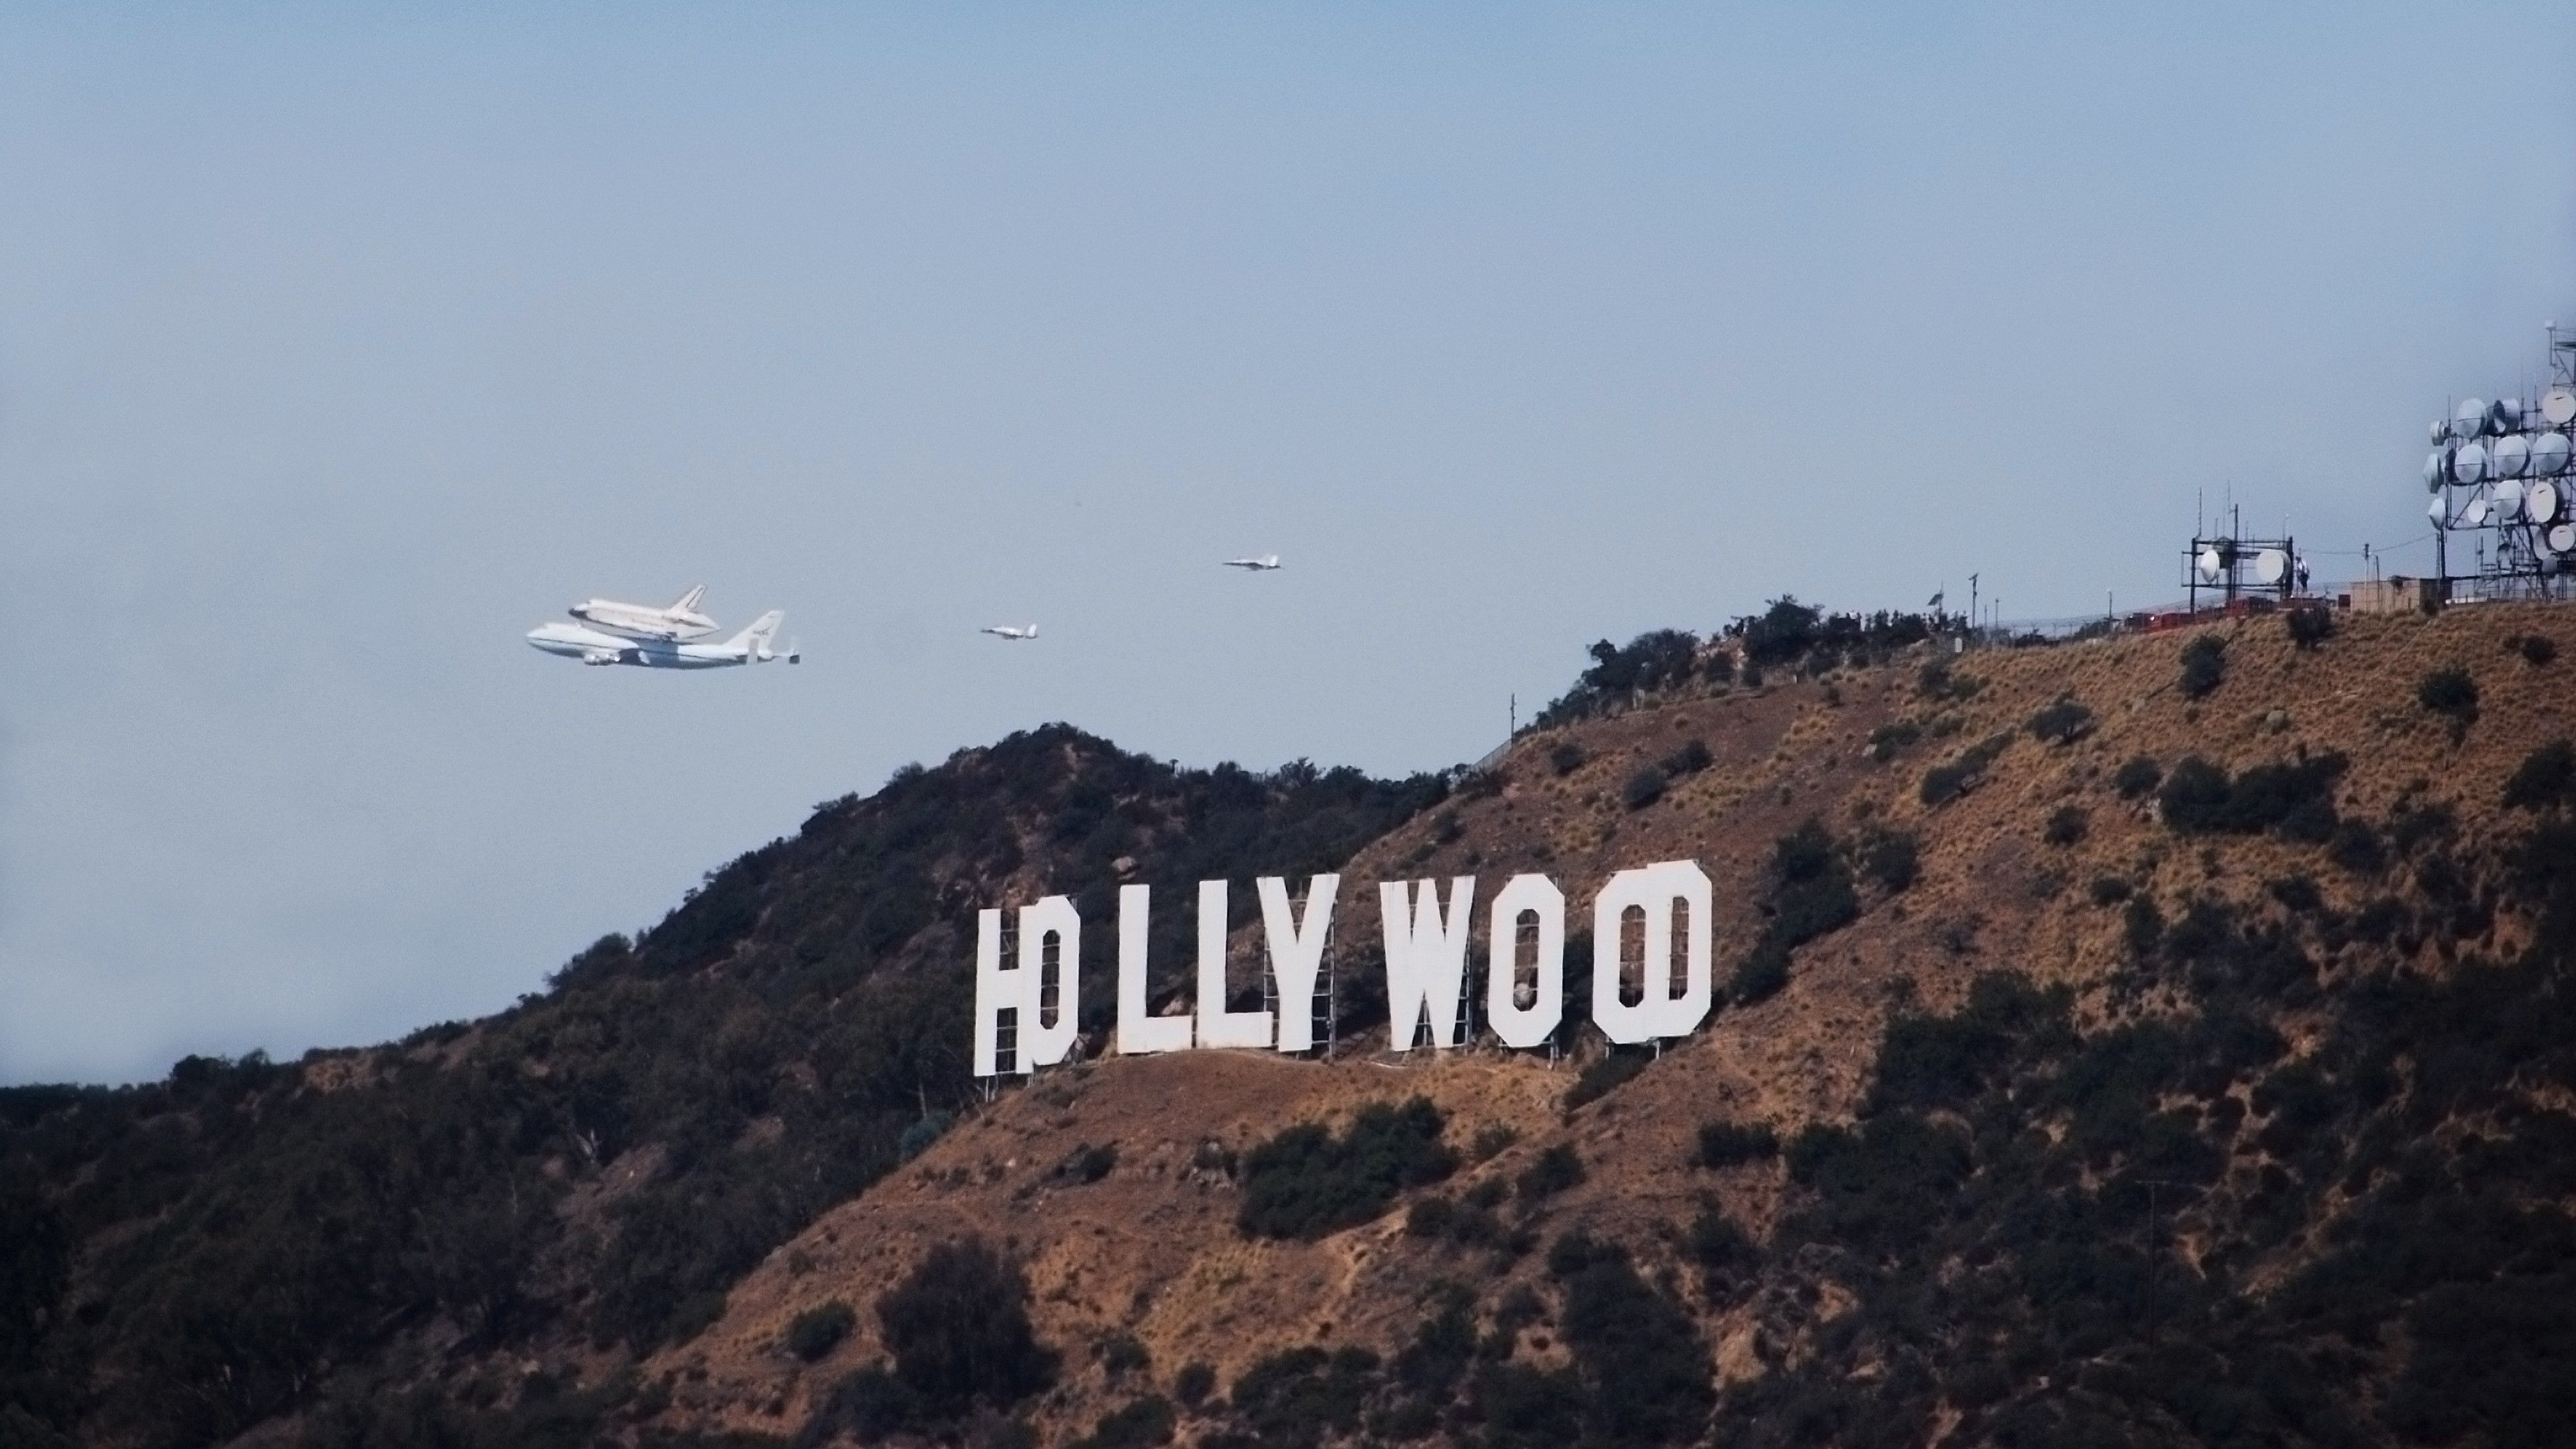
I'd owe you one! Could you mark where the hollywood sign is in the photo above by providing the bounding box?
[973,862,1715,1077]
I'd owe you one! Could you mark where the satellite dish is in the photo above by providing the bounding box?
[2553,522,2576,554]
[2530,480,2562,524]
[2545,385,2576,426]
[2531,431,2573,477]
[2492,397,2526,433]
[2425,450,2450,490]
[2464,496,2491,526]
[2493,480,2525,522]
[2456,398,2491,438]
[2432,418,2454,444]
[2429,494,2450,524]
[2453,440,2490,484]
[2195,546,2224,581]
[2494,433,2532,478]
[2255,549,2289,585]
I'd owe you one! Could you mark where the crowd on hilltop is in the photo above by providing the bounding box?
[1531,597,1945,731]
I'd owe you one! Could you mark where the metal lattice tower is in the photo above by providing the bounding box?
[1259,880,1341,1057]
[1315,907,1337,1058]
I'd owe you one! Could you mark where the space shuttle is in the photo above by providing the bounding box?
[569,585,720,641]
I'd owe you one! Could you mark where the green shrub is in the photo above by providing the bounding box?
[1859,831,1921,893]
[2123,894,2165,957]
[1237,1098,1455,1239]
[876,1237,1055,1420]
[1686,1206,1758,1290]
[1071,1396,1175,1449]
[1228,1346,1378,1448]
[2267,875,2323,913]
[1727,949,1789,1006]
[2389,798,2458,854]
[1782,1114,1974,1257]
[1545,1233,1714,1445]
[1549,741,1586,776]
[2179,634,2227,699]
[2417,666,2479,734]
[2156,753,2345,838]
[1098,1331,1150,1378]
[1063,1143,1117,1184]
[2329,820,2387,875]
[2025,697,2094,745]
[1920,734,2011,806]
[2504,738,2576,812]
[2113,754,2163,799]
[1661,739,1714,776]
[2088,875,2132,906]
[1565,1050,1647,1110]
[2516,633,2557,666]
[2285,608,2334,649]
[1468,1363,1583,1448]
[1405,1196,1456,1238]
[1470,1123,1520,1162]
[1917,661,1982,701]
[1173,1362,1215,1408]
[2043,806,2088,847]
[1621,766,1668,810]
[1695,1120,1780,1169]
[897,1112,955,1162]
[1868,721,1923,755]
[798,1366,917,1446]
[1516,1144,1585,1204]
[1730,819,1860,1004]
[786,1300,856,1362]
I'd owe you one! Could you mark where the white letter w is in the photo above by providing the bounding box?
[1380,876,1476,1051]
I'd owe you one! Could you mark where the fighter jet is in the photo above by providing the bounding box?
[1222,554,1282,571]
[981,624,1039,641]
[528,610,799,669]
[568,585,719,641]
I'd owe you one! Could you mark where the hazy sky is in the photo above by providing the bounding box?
[4,3,2570,1085]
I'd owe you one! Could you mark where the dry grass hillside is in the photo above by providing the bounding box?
[647,604,2576,1447]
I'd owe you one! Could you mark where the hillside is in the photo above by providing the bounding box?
[0,731,1447,1449]
[7,601,2576,1449]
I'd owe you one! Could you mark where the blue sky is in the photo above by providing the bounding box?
[3,3,2570,1084]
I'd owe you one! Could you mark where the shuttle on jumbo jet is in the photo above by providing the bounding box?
[527,609,798,669]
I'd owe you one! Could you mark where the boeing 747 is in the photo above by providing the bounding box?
[528,610,798,669]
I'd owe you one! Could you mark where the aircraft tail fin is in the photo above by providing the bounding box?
[1027,624,1038,639]
[671,584,707,614]
[725,609,785,655]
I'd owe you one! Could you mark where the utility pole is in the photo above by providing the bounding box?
[1509,693,1516,736]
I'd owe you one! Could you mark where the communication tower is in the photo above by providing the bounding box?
[2420,326,2576,602]
[2181,504,2303,615]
